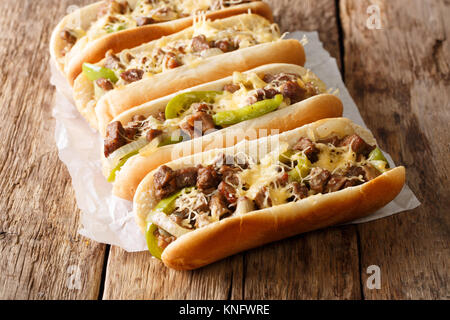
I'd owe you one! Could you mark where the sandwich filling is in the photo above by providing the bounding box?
[80,13,280,97]
[59,0,256,57]
[144,133,390,258]
[103,70,325,182]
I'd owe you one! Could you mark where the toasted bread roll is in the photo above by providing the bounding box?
[134,118,405,270]
[72,14,305,129]
[102,64,342,201]
[50,0,272,82]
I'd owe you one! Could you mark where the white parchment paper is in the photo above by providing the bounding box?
[50,31,420,252]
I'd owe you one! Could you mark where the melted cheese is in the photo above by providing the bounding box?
[313,144,356,172]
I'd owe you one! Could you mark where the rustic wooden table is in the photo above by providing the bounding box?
[0,0,448,300]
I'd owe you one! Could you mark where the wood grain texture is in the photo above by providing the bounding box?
[0,0,105,299]
[102,0,362,300]
[340,0,450,299]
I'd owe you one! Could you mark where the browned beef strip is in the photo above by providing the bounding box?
[255,87,279,101]
[196,165,221,191]
[218,181,237,204]
[213,153,236,168]
[213,40,236,53]
[339,134,375,156]
[98,0,125,18]
[104,121,127,157]
[276,172,289,186]
[254,187,272,209]
[136,16,155,26]
[153,165,177,199]
[95,78,114,91]
[309,167,331,193]
[325,174,347,193]
[155,111,166,122]
[292,137,320,163]
[104,50,123,69]
[120,69,144,83]
[209,192,230,218]
[146,129,162,142]
[60,29,76,45]
[191,35,211,52]
[361,163,381,180]
[192,103,213,113]
[280,80,306,104]
[262,73,274,83]
[291,181,309,199]
[175,167,198,189]
[165,52,180,69]
[181,111,216,138]
[223,83,240,93]
[219,165,240,185]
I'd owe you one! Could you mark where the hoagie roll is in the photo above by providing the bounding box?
[102,64,343,200]
[134,118,406,270]
[50,0,272,82]
[72,13,305,129]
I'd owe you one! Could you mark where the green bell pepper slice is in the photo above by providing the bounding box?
[368,147,390,172]
[165,91,223,119]
[107,150,139,182]
[213,94,283,127]
[82,63,119,83]
[157,134,184,147]
[279,150,296,164]
[145,187,193,259]
[288,154,311,181]
[146,224,164,260]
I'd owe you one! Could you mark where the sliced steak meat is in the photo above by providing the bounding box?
[196,165,220,191]
[104,50,123,70]
[309,167,331,193]
[218,181,237,204]
[95,78,114,91]
[153,165,177,200]
[339,134,375,156]
[325,174,347,193]
[292,137,320,163]
[182,111,216,138]
[120,68,144,83]
[155,111,166,122]
[223,83,240,93]
[213,40,236,53]
[280,80,306,104]
[291,181,309,199]
[219,165,240,185]
[60,29,76,45]
[136,16,155,26]
[175,167,198,189]
[191,35,211,52]
[146,129,162,142]
[254,187,272,209]
[98,0,125,17]
[165,52,180,69]
[104,121,127,157]
[276,172,289,186]
[362,163,381,181]
[209,192,230,219]
[192,103,213,113]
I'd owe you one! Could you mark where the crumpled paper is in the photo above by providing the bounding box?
[50,31,420,252]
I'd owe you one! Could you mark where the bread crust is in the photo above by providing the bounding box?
[114,94,342,200]
[133,118,406,270]
[72,13,304,131]
[49,1,272,83]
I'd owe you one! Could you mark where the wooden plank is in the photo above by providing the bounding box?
[104,0,361,300]
[0,0,105,299]
[340,0,450,299]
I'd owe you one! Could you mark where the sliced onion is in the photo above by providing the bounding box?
[151,211,192,238]
[138,136,162,157]
[105,137,148,172]
[200,48,223,58]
